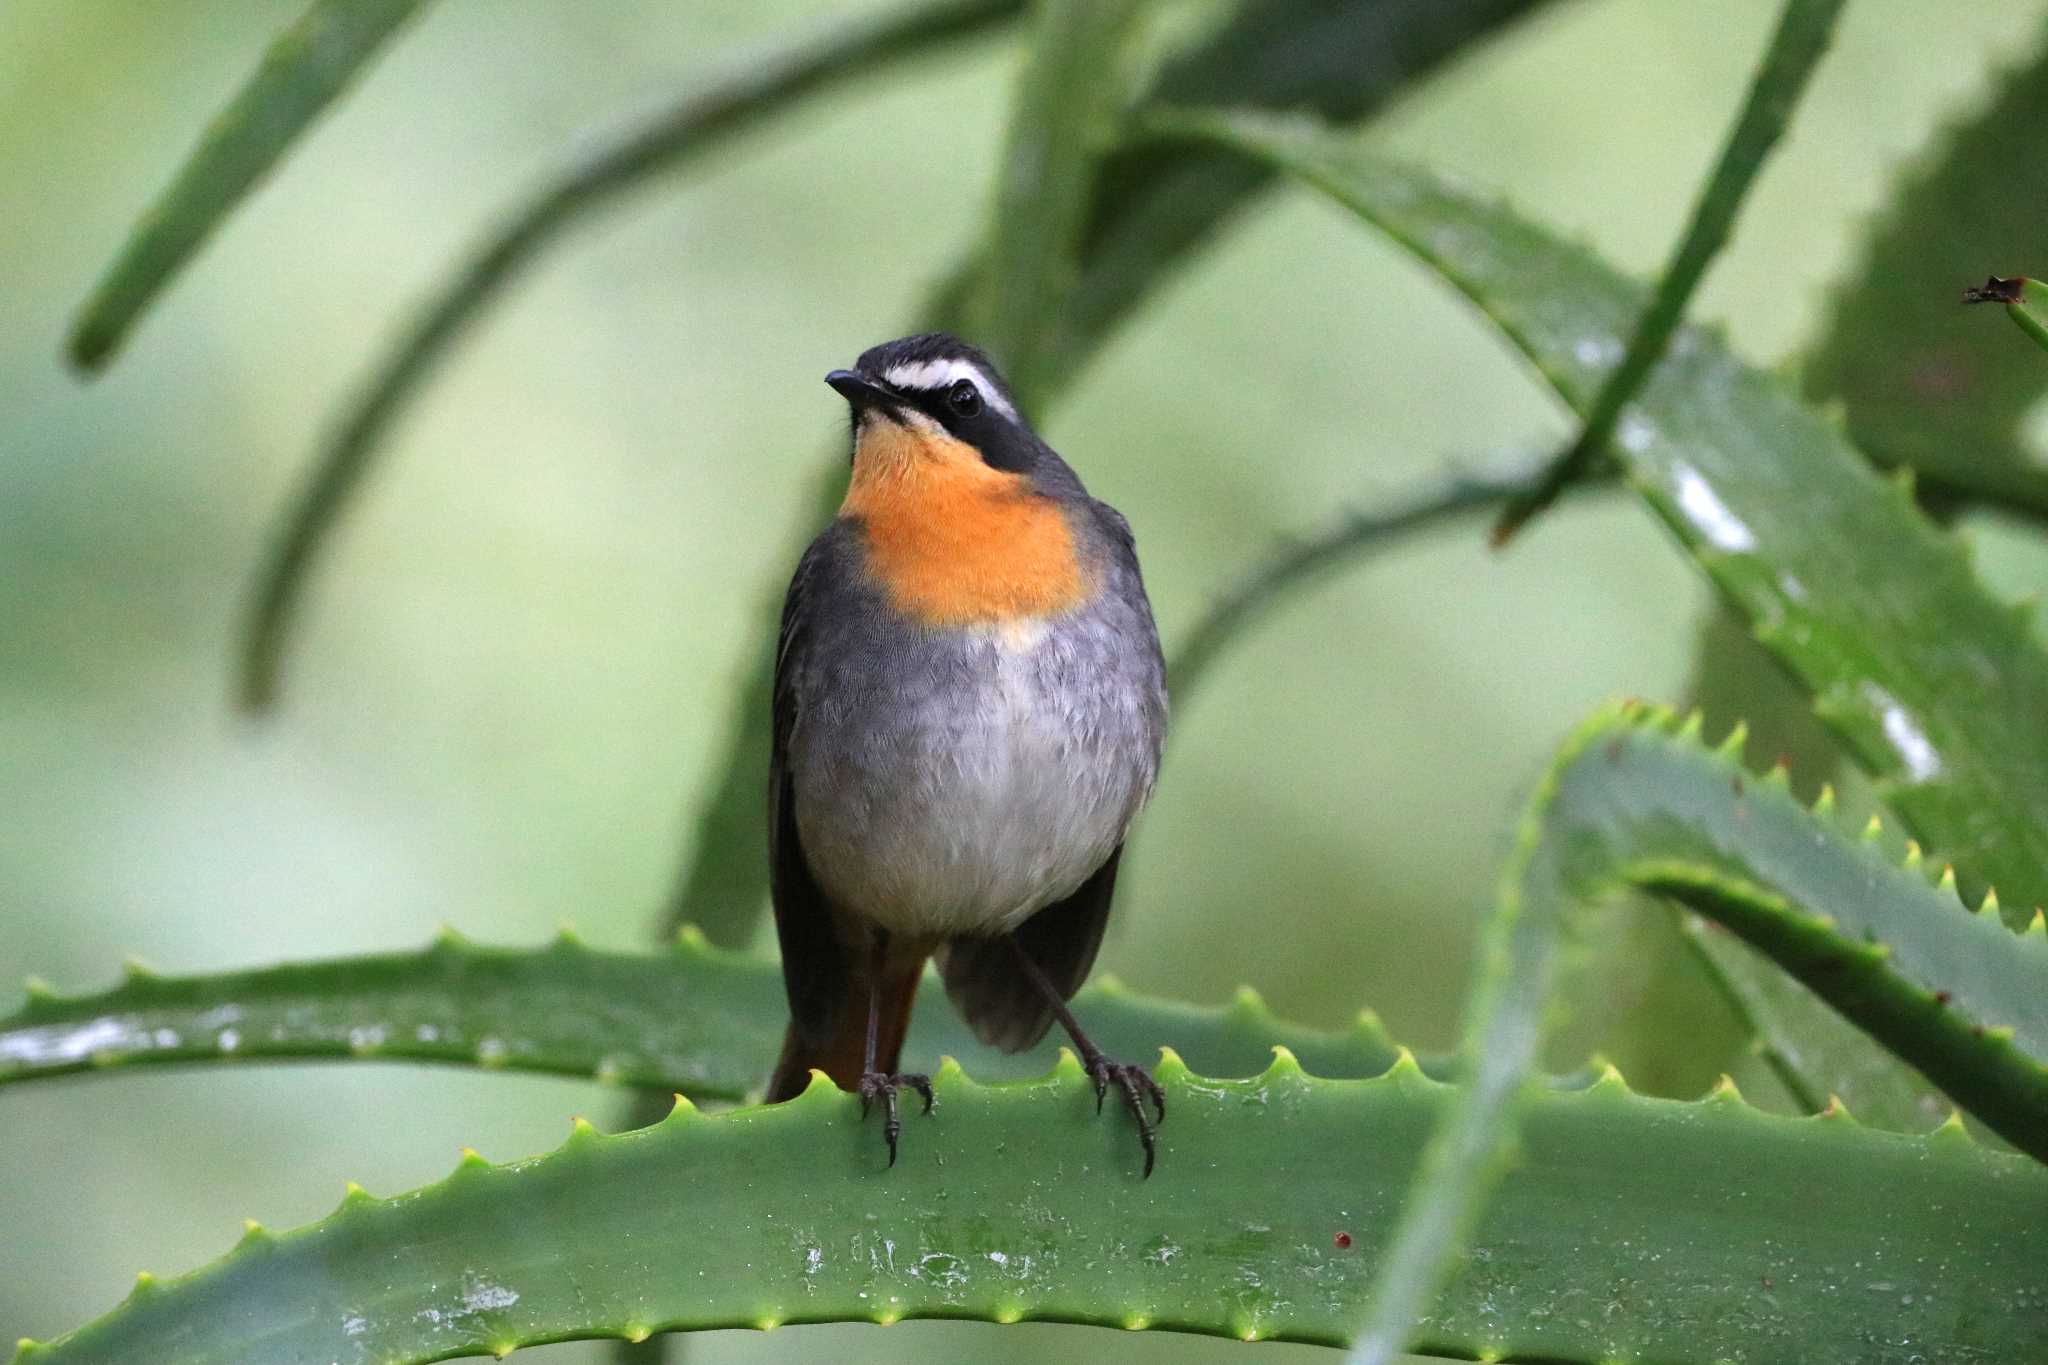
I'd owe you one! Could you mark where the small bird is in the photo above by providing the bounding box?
[765,332,1169,1173]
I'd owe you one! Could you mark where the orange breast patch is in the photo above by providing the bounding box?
[840,418,1088,627]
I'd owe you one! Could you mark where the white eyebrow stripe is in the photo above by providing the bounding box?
[880,358,1019,420]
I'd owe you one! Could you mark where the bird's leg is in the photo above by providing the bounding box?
[856,929,931,1166]
[1008,937,1165,1176]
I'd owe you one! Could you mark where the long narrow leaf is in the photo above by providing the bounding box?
[1167,455,1582,703]
[1144,107,2048,919]
[1494,0,1846,540]
[236,0,1020,710]
[16,1056,2043,1365]
[69,0,434,370]
[0,931,1408,1098]
[966,0,1159,411]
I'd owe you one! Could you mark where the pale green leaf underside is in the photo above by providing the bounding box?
[15,1055,2046,1365]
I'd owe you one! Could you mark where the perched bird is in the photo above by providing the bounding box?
[765,332,1169,1173]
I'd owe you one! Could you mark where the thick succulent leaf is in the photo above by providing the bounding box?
[16,1054,2045,1365]
[1804,25,2048,514]
[1143,108,2048,921]
[963,0,1158,411]
[234,0,1020,712]
[1346,699,2048,1362]
[1496,0,1846,539]
[68,0,434,370]
[1681,917,1958,1135]
[0,930,1406,1097]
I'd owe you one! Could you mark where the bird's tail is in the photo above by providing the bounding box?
[765,956,924,1103]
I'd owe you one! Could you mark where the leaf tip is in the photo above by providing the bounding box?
[340,1179,373,1208]
[1590,1060,1630,1096]
[433,923,472,951]
[1961,274,2028,304]
[1902,839,1924,870]
[674,923,709,952]
[458,1146,491,1172]
[1811,783,1836,817]
[238,1217,269,1246]
[1049,1047,1086,1082]
[1264,1044,1303,1078]
[1862,814,1885,843]
[933,1054,970,1088]
[20,975,56,1004]
[1705,1073,1745,1106]
[568,1115,600,1143]
[1155,1045,1190,1081]
[669,1090,701,1120]
[552,920,583,948]
[1932,1109,1973,1144]
[622,1325,652,1345]
[120,955,157,981]
[1820,1094,1857,1124]
[132,1269,158,1294]
[2024,908,2047,940]
[1715,717,1749,757]
[1092,971,1128,997]
[14,1337,48,1363]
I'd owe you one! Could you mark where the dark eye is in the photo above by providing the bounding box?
[947,379,984,418]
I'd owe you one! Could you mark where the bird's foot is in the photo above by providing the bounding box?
[1083,1052,1166,1177]
[857,1070,933,1166]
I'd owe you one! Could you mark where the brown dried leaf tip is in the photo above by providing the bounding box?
[1962,275,2027,305]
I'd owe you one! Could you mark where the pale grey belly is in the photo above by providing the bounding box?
[790,623,1157,938]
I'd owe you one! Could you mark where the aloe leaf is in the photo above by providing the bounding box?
[1680,917,1958,1134]
[235,0,1020,711]
[0,930,1406,1098]
[1141,107,2048,922]
[1348,699,2048,1363]
[1168,454,1573,702]
[17,1054,2045,1365]
[1804,24,2048,514]
[1048,0,1549,394]
[68,0,434,371]
[965,0,1159,412]
[1494,0,1846,541]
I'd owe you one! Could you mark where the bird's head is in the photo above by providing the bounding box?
[825,333,1078,497]
[824,333,1091,625]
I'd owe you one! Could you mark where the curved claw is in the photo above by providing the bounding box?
[856,1071,933,1168]
[1082,1054,1165,1178]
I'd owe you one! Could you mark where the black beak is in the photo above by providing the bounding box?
[825,369,896,415]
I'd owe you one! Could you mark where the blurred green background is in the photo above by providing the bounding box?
[6,2,2048,1360]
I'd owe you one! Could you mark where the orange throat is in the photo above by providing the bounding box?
[840,416,1088,627]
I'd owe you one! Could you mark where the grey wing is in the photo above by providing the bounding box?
[769,530,852,1048]
[939,846,1123,1053]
